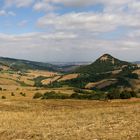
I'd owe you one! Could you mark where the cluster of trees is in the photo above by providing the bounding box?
[33,88,138,100]
[107,89,137,99]
[33,91,68,99]
[33,76,47,87]
[71,88,137,100]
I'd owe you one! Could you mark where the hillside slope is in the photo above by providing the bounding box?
[46,54,139,91]
[75,54,134,74]
[0,57,58,72]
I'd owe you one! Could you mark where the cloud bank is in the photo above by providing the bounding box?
[0,0,140,62]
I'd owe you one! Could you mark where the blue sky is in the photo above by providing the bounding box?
[0,0,140,62]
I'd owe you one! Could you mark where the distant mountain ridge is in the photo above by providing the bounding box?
[134,61,140,64]
[0,57,58,72]
[0,55,138,73]
[0,57,87,72]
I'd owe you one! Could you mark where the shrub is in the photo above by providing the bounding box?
[73,88,83,93]
[117,77,131,87]
[70,92,106,100]
[20,92,26,97]
[11,92,15,96]
[35,88,40,90]
[42,91,68,99]
[46,81,63,88]
[70,93,79,99]
[33,92,42,99]
[73,88,92,94]
[0,87,2,91]
[137,93,140,98]
[107,89,121,99]
[130,91,137,97]
[70,93,88,99]
[126,73,139,79]
[22,93,26,97]
[2,96,6,99]
[107,89,137,99]
[120,91,131,99]
[90,92,107,100]
[33,76,47,87]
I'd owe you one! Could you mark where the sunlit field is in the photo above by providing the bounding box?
[0,99,139,140]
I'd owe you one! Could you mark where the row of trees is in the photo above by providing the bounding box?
[33,89,138,100]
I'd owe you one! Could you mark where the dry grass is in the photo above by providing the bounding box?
[41,74,79,85]
[0,70,140,140]
[58,74,79,82]
[0,72,34,86]
[41,73,79,85]
[0,70,59,87]
[0,78,19,85]
[133,69,140,76]
[0,99,139,140]
[27,70,58,78]
[85,79,117,89]
[42,76,61,85]
[130,79,140,90]
[0,86,74,100]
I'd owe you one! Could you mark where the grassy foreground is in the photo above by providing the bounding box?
[0,99,139,140]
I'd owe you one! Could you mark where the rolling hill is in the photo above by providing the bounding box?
[0,54,139,100]
[0,57,58,72]
[75,54,135,74]
[0,54,139,92]
[46,54,139,91]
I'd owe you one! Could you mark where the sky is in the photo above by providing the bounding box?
[0,0,140,62]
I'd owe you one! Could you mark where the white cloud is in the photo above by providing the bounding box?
[0,0,140,61]
[32,0,133,11]
[5,0,34,8]
[0,10,7,16]
[128,1,140,13]
[33,1,56,12]
[18,20,28,27]
[0,10,16,16]
[0,31,139,61]
[37,12,140,33]
[8,11,16,16]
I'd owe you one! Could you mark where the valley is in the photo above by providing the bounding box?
[0,54,139,100]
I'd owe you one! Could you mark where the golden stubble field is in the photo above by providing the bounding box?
[0,69,139,140]
[0,99,139,140]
